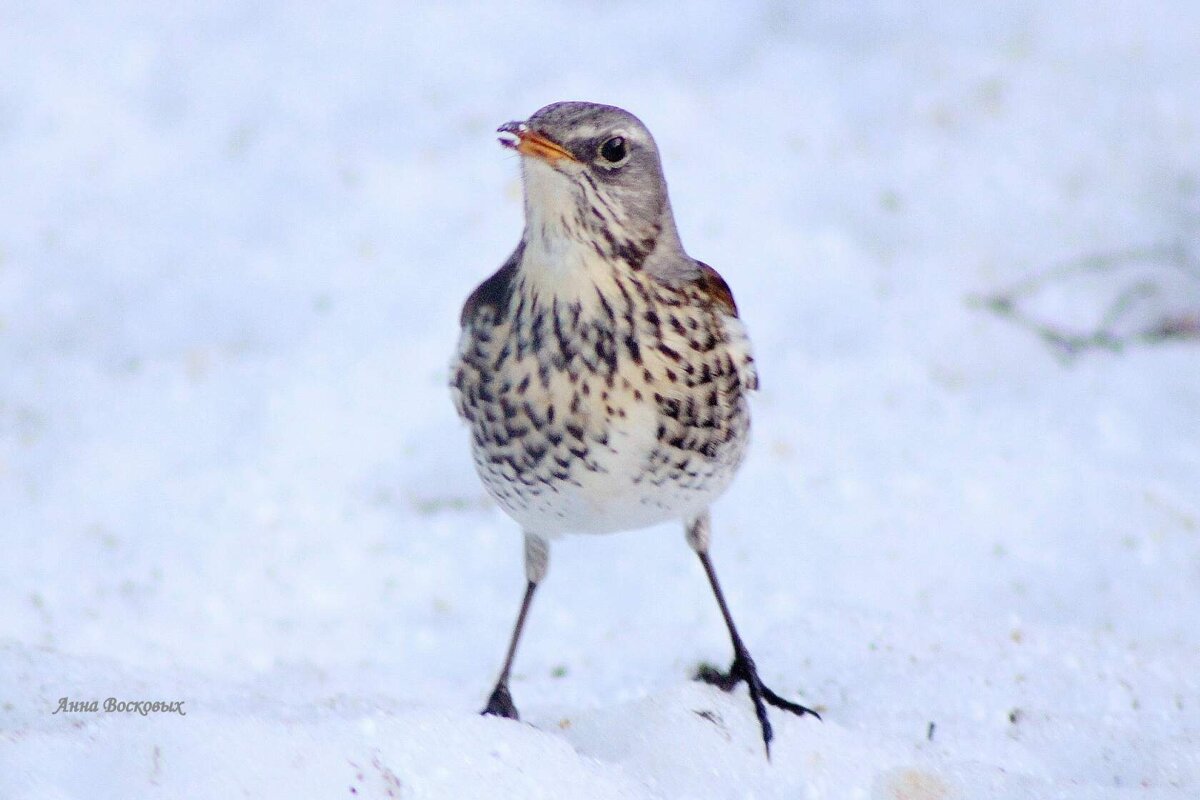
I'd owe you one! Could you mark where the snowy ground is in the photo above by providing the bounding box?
[3,2,1200,798]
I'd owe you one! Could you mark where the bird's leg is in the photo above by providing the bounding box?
[482,533,549,720]
[481,580,536,718]
[686,513,820,758]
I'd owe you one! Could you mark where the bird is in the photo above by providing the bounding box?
[450,101,819,757]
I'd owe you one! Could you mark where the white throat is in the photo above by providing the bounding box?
[520,158,610,302]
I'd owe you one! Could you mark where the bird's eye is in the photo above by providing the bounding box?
[599,136,628,164]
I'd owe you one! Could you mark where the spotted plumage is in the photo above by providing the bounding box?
[450,101,818,757]
[454,244,756,534]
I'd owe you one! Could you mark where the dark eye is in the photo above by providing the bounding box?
[599,136,627,164]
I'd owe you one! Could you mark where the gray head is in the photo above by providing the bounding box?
[498,101,682,269]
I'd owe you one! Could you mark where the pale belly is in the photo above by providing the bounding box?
[454,338,752,537]
[467,390,745,536]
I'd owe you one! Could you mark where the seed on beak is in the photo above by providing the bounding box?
[497,121,526,150]
[496,121,577,163]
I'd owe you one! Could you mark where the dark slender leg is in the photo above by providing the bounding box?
[482,580,538,719]
[694,551,820,758]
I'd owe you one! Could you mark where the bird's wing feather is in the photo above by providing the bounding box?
[459,242,524,327]
[690,260,758,392]
[692,261,739,318]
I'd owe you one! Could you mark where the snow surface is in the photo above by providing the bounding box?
[3,2,1200,798]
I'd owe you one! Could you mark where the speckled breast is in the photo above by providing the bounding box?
[452,267,757,536]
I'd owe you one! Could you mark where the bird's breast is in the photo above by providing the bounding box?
[452,265,754,535]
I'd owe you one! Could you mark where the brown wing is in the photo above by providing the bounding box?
[459,242,523,327]
[690,260,758,391]
[692,261,739,318]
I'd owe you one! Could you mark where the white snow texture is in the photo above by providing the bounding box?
[2,2,1199,798]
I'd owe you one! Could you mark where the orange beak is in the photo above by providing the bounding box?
[497,121,577,163]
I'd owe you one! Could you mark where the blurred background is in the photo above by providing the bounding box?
[1,2,1198,794]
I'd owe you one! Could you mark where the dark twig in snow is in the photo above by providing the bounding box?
[968,241,1200,362]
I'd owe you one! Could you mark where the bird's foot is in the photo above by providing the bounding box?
[481,683,520,720]
[694,651,820,758]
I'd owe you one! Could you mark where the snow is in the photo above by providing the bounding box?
[2,1,1199,797]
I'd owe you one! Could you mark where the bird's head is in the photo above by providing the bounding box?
[498,101,680,269]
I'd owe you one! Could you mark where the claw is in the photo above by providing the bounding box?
[481,684,520,720]
[693,661,740,691]
[695,652,820,758]
[762,685,820,720]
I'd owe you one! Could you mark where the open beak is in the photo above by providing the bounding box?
[497,121,577,163]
